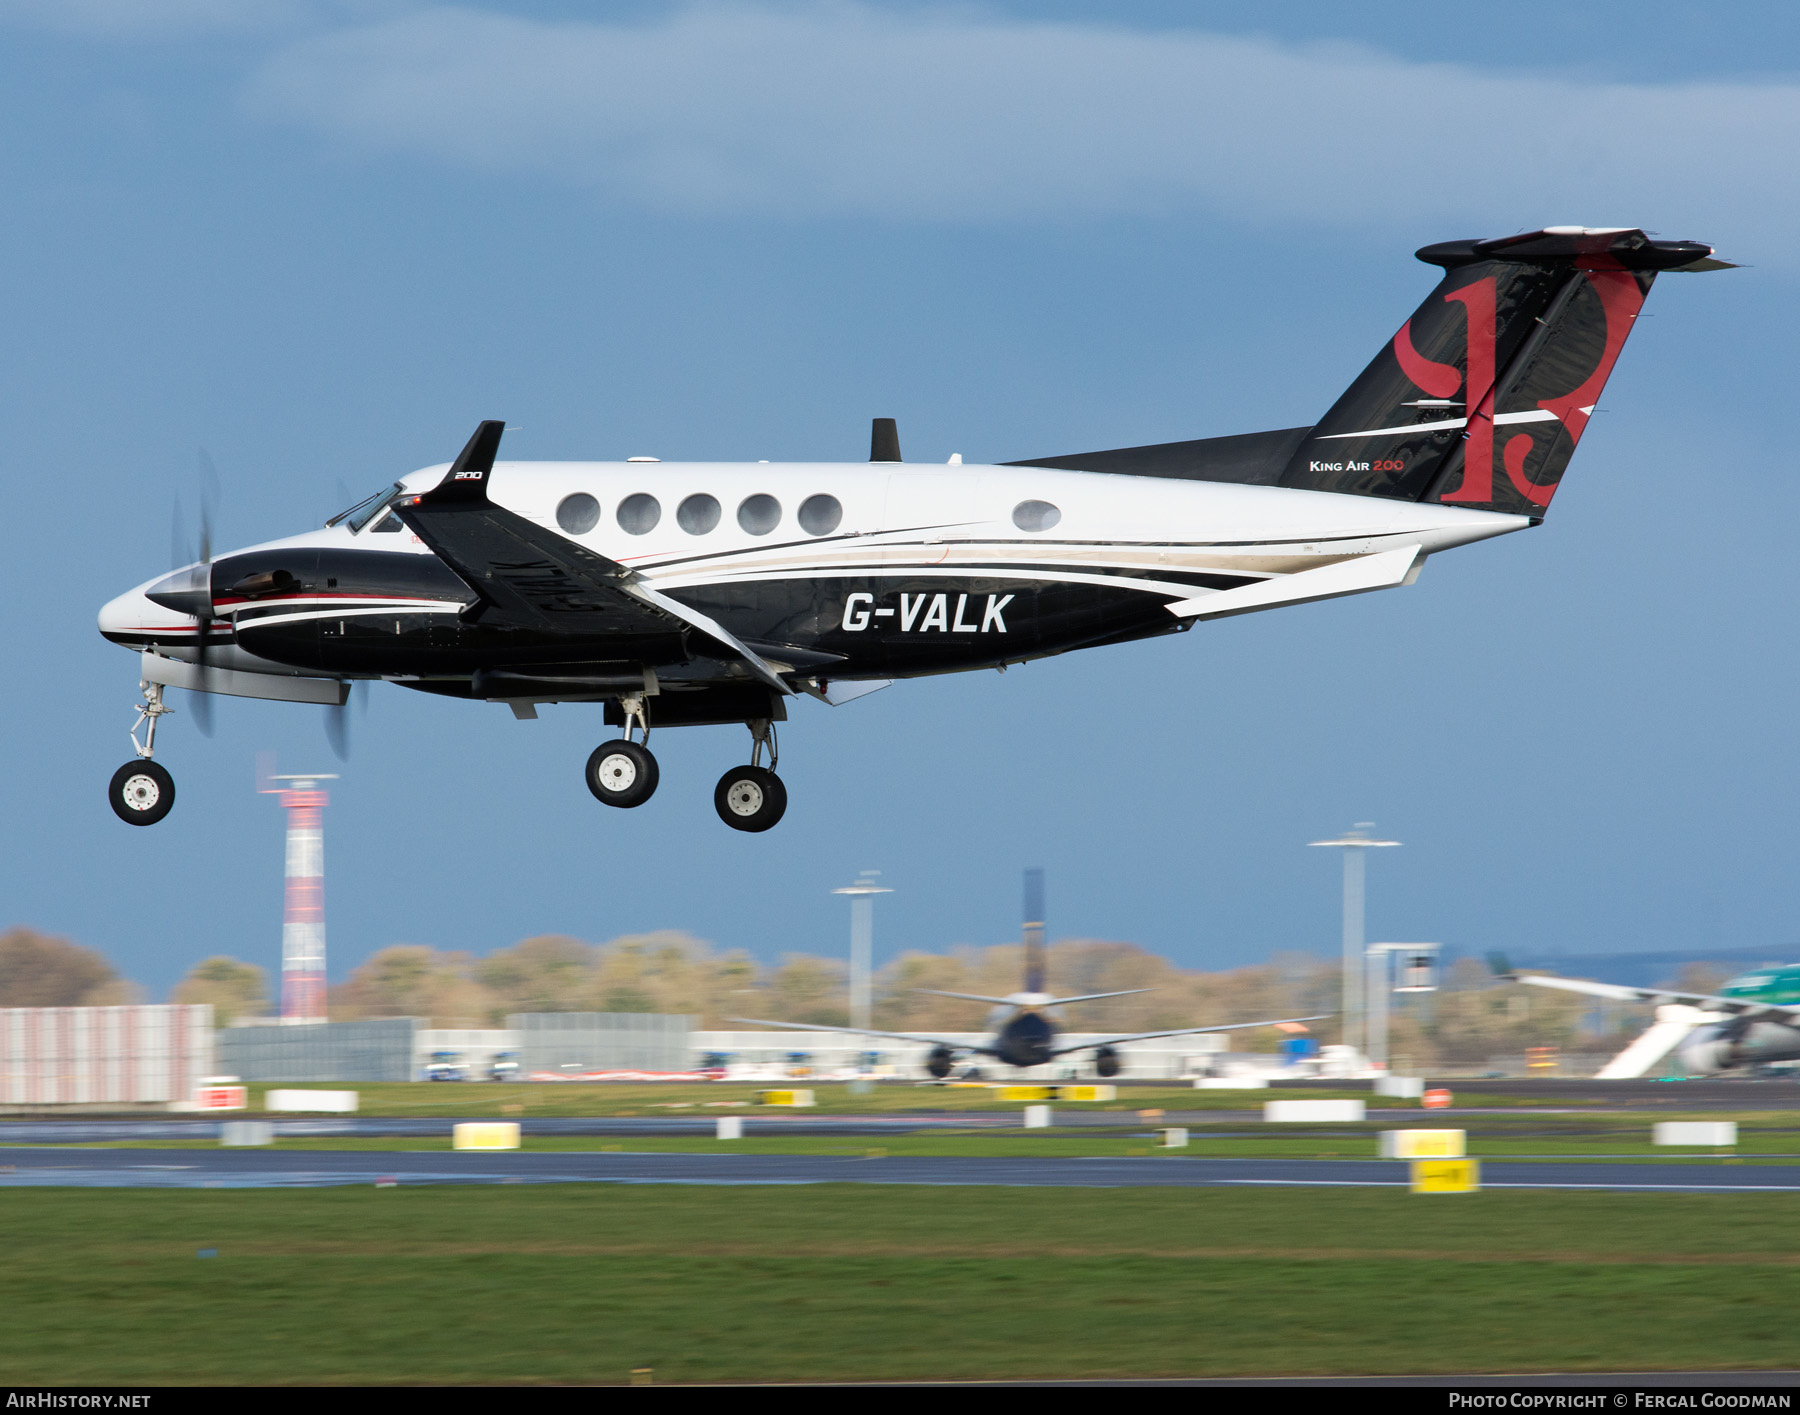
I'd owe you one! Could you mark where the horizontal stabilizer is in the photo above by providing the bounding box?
[1051,1013,1331,1057]
[1163,546,1419,621]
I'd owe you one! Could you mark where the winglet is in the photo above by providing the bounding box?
[422,420,506,504]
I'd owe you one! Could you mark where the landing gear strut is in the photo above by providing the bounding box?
[713,718,787,833]
[585,693,659,808]
[109,680,176,826]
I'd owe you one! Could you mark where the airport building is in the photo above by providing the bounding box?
[0,1004,213,1104]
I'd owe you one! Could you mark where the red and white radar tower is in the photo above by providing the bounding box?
[261,771,337,1024]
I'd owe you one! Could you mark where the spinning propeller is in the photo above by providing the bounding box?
[325,679,368,762]
[166,450,222,735]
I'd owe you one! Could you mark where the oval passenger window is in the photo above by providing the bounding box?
[556,493,600,535]
[797,494,843,536]
[738,494,781,536]
[1012,499,1061,532]
[677,493,721,535]
[617,493,661,535]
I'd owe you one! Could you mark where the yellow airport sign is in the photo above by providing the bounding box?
[755,1089,816,1107]
[452,1122,520,1151]
[998,1085,1116,1102]
[1411,1158,1480,1193]
[1380,1128,1466,1159]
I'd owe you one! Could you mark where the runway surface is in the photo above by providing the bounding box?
[0,1110,1598,1144]
[7,1147,1800,1190]
[0,1108,1432,1137]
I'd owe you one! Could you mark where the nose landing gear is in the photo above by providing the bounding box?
[109,680,176,826]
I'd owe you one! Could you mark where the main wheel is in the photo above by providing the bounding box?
[713,765,787,832]
[109,761,175,826]
[585,740,659,808]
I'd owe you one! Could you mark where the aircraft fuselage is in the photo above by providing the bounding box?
[100,459,1524,698]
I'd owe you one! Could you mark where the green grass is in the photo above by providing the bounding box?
[6,1186,1800,1383]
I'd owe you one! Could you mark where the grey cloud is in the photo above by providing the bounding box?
[243,2,1800,249]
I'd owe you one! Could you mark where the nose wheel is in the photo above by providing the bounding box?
[110,679,177,826]
[110,761,175,826]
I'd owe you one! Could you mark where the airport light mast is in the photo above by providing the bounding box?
[262,771,338,1025]
[832,870,891,1034]
[1364,942,1440,1070]
[1308,824,1399,1054]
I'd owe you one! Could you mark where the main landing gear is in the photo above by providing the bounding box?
[713,718,786,833]
[109,680,176,826]
[583,705,788,832]
[586,695,660,808]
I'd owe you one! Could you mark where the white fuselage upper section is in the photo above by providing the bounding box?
[100,458,1530,681]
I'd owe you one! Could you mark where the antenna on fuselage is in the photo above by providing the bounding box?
[870,418,902,463]
[1023,867,1046,994]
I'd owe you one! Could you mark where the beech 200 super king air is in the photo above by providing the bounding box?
[98,227,1726,830]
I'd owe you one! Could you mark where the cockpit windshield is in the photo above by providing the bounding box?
[326,482,404,533]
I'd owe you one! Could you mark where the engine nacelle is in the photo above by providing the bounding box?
[1675,1028,1737,1076]
[1093,1045,1121,1079]
[926,1044,956,1079]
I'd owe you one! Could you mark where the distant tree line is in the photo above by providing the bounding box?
[176,933,1648,1068]
[0,924,1672,1069]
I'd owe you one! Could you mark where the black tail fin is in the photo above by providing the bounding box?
[1280,228,1720,516]
[1022,867,1046,994]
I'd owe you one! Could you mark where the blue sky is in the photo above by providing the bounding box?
[6,0,1799,996]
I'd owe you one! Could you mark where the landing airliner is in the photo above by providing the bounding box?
[1500,964,1800,1078]
[99,227,1724,830]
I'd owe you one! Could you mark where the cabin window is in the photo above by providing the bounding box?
[738,494,781,536]
[1012,499,1061,532]
[370,511,403,533]
[617,493,661,535]
[677,493,721,534]
[798,494,843,536]
[557,493,601,535]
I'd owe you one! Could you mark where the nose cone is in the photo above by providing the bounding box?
[144,562,214,617]
[98,578,196,646]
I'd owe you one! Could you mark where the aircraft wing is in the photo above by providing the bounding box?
[1508,971,1800,1023]
[913,988,1154,1007]
[395,422,791,694]
[725,1017,993,1052]
[1047,1014,1331,1057]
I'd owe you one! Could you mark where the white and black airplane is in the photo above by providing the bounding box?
[732,871,1324,1077]
[99,227,1724,829]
